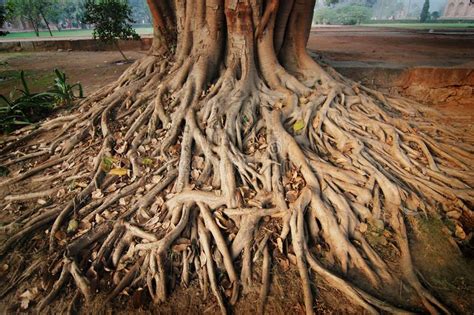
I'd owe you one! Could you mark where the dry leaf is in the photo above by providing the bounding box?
[92,189,103,199]
[191,169,200,180]
[286,190,298,203]
[54,230,66,241]
[359,223,368,233]
[293,120,305,132]
[20,288,38,309]
[277,238,284,253]
[95,214,104,224]
[142,157,154,166]
[109,168,128,176]
[67,219,79,234]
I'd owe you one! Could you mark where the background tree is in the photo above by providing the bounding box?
[6,0,42,36]
[36,0,56,36]
[0,1,472,315]
[431,10,440,20]
[0,4,8,36]
[83,0,139,61]
[5,0,56,36]
[128,0,151,25]
[420,0,430,22]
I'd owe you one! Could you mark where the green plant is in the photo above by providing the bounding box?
[0,70,83,133]
[431,11,440,21]
[420,0,430,23]
[49,69,83,105]
[0,4,9,36]
[314,4,372,25]
[83,0,140,61]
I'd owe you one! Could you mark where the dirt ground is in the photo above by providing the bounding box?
[0,27,473,314]
[309,26,474,69]
[0,51,147,97]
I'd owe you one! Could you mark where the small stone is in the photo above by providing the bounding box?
[359,223,368,233]
[446,211,461,219]
[455,225,466,240]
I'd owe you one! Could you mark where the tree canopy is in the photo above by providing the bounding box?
[83,0,139,60]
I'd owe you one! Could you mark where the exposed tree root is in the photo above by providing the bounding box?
[1,1,473,314]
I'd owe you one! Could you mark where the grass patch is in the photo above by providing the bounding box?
[2,28,154,40]
[361,23,474,30]
[0,70,56,94]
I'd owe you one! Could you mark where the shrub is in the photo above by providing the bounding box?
[83,0,139,61]
[0,70,83,133]
[314,4,372,25]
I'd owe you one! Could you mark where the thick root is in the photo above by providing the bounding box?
[0,34,472,315]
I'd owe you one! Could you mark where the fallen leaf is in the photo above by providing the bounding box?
[109,168,128,176]
[92,189,103,199]
[119,197,128,206]
[102,156,118,171]
[67,219,79,234]
[54,230,66,241]
[19,288,38,309]
[191,169,200,180]
[142,158,154,166]
[95,214,104,224]
[277,238,284,253]
[286,190,299,203]
[293,120,305,132]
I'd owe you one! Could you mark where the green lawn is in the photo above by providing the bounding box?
[2,28,154,39]
[361,23,474,30]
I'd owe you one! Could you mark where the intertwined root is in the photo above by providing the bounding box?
[0,53,472,314]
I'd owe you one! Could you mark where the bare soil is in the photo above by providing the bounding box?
[0,27,473,314]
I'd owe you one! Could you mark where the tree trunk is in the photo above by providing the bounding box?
[0,1,472,314]
[28,16,40,37]
[114,40,128,61]
[40,11,53,37]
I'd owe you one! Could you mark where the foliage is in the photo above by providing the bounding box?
[0,5,8,36]
[0,70,83,133]
[6,0,87,33]
[420,0,430,23]
[83,0,139,60]
[50,69,84,105]
[6,0,41,36]
[83,0,139,43]
[431,11,440,20]
[315,4,372,25]
[128,0,151,25]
